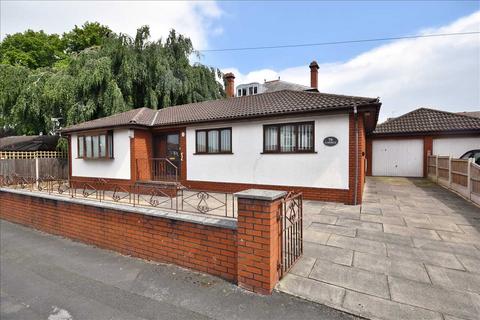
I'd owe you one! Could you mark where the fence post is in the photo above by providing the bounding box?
[234,189,285,295]
[448,156,452,187]
[435,155,439,182]
[467,158,472,200]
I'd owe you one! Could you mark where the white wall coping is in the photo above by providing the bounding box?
[234,189,287,201]
[0,188,237,230]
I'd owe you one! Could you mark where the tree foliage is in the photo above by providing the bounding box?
[0,24,225,135]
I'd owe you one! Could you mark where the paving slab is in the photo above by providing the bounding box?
[310,223,356,237]
[342,290,442,320]
[289,256,316,277]
[386,243,464,270]
[309,259,390,299]
[455,254,480,274]
[303,241,354,266]
[336,218,383,232]
[360,214,405,226]
[303,229,331,245]
[413,238,480,258]
[426,264,480,294]
[356,229,413,247]
[388,275,480,320]
[277,273,346,308]
[353,251,431,283]
[327,234,387,256]
[383,224,441,240]
[437,230,480,244]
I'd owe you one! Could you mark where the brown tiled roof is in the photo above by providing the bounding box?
[373,108,480,135]
[0,135,59,151]
[457,111,480,119]
[63,90,379,133]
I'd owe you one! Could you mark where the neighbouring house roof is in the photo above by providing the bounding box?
[263,80,316,93]
[373,107,480,136]
[457,111,480,119]
[62,89,380,133]
[0,135,60,151]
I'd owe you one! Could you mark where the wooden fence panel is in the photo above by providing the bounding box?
[451,159,468,187]
[471,162,480,196]
[0,158,68,179]
[437,156,450,180]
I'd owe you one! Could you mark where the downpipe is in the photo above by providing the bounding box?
[354,106,359,205]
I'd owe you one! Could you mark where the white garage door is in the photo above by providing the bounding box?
[372,139,424,177]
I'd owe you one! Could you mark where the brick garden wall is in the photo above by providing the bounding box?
[0,191,237,282]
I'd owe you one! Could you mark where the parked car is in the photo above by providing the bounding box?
[460,149,480,165]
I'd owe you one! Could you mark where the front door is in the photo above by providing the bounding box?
[153,132,181,181]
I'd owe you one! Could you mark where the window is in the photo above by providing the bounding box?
[249,87,253,95]
[254,86,258,94]
[242,88,246,96]
[195,128,232,154]
[238,89,242,97]
[263,122,314,153]
[77,131,114,159]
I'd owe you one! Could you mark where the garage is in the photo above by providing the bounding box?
[372,139,424,177]
[367,108,480,178]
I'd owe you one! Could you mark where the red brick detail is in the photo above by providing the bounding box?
[236,197,281,294]
[0,192,237,282]
[366,137,373,176]
[423,136,433,178]
[185,180,350,204]
[347,112,367,205]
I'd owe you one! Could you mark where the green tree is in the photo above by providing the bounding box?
[63,21,112,53]
[0,24,225,136]
[0,30,66,69]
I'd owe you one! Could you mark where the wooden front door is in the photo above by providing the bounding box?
[153,132,181,181]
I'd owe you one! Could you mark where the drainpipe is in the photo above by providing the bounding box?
[354,106,359,205]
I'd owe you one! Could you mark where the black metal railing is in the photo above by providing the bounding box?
[278,191,303,279]
[136,158,178,182]
[1,175,236,218]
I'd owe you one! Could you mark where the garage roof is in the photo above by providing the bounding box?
[372,108,480,136]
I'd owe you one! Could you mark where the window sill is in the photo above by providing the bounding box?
[193,152,233,155]
[77,157,115,160]
[261,151,317,154]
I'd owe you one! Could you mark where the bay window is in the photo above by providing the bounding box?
[263,121,314,153]
[77,131,114,159]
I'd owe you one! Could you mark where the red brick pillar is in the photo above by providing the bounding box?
[234,189,286,295]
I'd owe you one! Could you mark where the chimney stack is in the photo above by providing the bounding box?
[224,72,235,98]
[309,60,319,90]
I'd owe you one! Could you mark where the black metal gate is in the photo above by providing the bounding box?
[278,191,303,279]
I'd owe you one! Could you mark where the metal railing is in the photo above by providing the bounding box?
[0,175,236,218]
[136,158,178,182]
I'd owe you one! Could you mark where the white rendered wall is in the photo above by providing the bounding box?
[71,129,131,179]
[186,114,350,189]
[433,136,480,157]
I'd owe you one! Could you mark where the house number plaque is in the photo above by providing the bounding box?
[323,136,338,146]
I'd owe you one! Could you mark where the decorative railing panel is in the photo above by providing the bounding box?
[136,158,178,182]
[0,175,236,219]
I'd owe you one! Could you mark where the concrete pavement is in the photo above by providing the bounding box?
[277,177,480,320]
[0,220,357,320]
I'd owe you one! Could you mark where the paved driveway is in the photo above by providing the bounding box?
[277,177,480,320]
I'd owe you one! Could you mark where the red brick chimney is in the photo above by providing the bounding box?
[309,61,319,90]
[224,72,235,98]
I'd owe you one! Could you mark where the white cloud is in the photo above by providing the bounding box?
[224,11,480,121]
[0,1,223,49]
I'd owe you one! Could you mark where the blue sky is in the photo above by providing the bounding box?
[2,1,479,120]
[202,1,479,72]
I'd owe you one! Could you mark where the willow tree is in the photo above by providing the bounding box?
[0,24,225,135]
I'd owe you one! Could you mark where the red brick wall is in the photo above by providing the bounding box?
[0,191,237,282]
